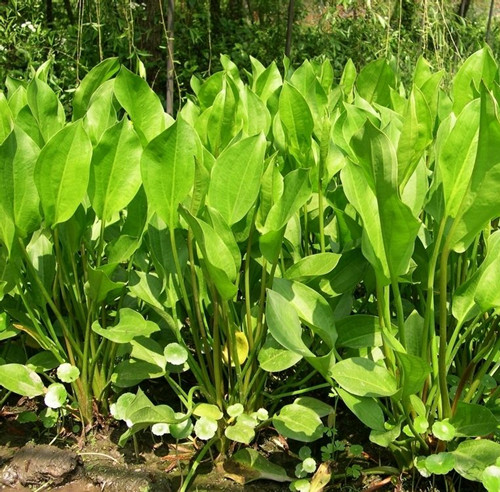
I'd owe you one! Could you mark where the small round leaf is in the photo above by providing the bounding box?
[151,423,170,436]
[57,363,80,383]
[227,403,244,417]
[432,419,456,441]
[44,383,67,409]
[194,416,218,440]
[164,343,188,366]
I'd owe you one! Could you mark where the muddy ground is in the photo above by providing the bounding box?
[0,403,484,492]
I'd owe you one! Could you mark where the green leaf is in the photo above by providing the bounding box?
[88,118,142,221]
[263,168,312,233]
[272,277,337,347]
[84,265,124,304]
[450,402,498,437]
[111,360,165,387]
[438,100,480,219]
[452,47,498,115]
[44,383,67,409]
[0,363,45,397]
[0,127,41,236]
[265,289,315,358]
[164,343,188,365]
[483,465,500,492]
[225,422,255,444]
[425,453,455,475]
[27,78,65,143]
[194,416,218,440]
[452,439,500,482]
[336,315,383,348]
[206,78,240,154]
[56,363,80,383]
[284,253,341,282]
[229,448,291,484]
[0,93,13,144]
[130,337,166,369]
[397,352,430,398]
[208,133,266,225]
[180,207,238,299]
[92,308,160,344]
[357,58,396,107]
[369,421,401,448]
[114,66,167,144]
[34,121,92,227]
[141,119,198,227]
[293,397,333,418]
[448,87,500,252]
[258,334,302,372]
[193,403,223,420]
[330,357,398,397]
[26,352,59,373]
[273,403,324,443]
[432,419,456,441]
[337,388,385,431]
[397,86,433,187]
[279,82,313,155]
[346,121,421,282]
[73,58,120,120]
[83,80,118,145]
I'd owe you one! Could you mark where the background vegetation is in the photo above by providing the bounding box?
[0,0,498,111]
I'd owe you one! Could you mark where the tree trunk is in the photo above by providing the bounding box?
[285,0,295,58]
[63,0,75,24]
[46,0,54,27]
[166,0,175,116]
[210,0,221,31]
[457,0,472,17]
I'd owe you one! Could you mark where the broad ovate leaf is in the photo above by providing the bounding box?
[0,363,45,397]
[330,357,397,398]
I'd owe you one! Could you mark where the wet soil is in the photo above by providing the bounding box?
[0,403,485,491]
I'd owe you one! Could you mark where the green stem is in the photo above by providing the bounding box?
[438,243,452,418]
[391,278,406,348]
[169,226,212,393]
[179,436,218,492]
[18,237,81,359]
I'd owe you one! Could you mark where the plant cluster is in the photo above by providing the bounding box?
[1,48,500,490]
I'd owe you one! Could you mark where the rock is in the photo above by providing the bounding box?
[1,443,81,486]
